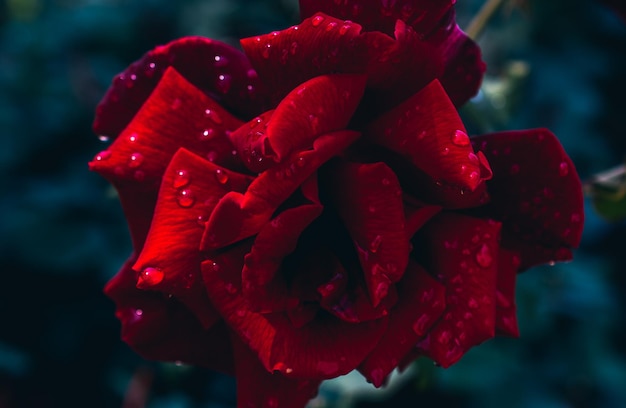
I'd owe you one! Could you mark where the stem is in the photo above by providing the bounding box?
[466,0,505,40]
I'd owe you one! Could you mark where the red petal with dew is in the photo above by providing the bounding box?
[93,37,268,137]
[132,148,252,327]
[471,129,584,270]
[105,255,232,373]
[89,68,245,249]
[228,74,366,172]
[299,2,485,106]
[413,213,501,368]
[327,160,410,306]
[231,334,321,408]
[366,79,490,192]
[241,14,369,107]
[201,246,387,379]
[358,261,445,387]
[495,249,520,337]
[200,130,360,250]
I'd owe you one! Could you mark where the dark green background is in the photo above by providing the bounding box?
[1,0,625,406]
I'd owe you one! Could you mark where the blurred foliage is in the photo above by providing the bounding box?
[1,0,626,407]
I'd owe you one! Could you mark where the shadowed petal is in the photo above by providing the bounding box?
[495,249,520,337]
[471,129,584,270]
[93,37,268,137]
[413,213,501,368]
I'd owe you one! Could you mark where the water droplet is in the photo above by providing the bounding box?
[128,153,144,168]
[475,244,492,268]
[510,164,520,175]
[215,169,229,184]
[173,170,190,188]
[413,314,430,334]
[262,43,271,59]
[468,298,479,309]
[452,129,470,146]
[468,152,479,165]
[308,114,319,132]
[200,129,214,141]
[369,235,382,253]
[339,23,351,35]
[326,21,337,31]
[438,330,451,345]
[442,147,450,155]
[128,133,138,142]
[197,214,208,227]
[145,62,157,77]
[138,267,164,287]
[204,109,223,125]
[171,98,182,110]
[95,150,111,161]
[177,189,195,208]
[135,309,143,316]
[559,161,569,176]
[548,260,556,266]
[98,135,110,143]
[216,74,232,93]
[312,15,325,26]
[213,55,228,67]
[375,281,389,300]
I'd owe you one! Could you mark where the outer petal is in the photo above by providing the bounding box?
[358,261,446,387]
[89,68,245,249]
[366,80,491,191]
[299,2,485,105]
[201,246,388,379]
[327,161,410,306]
[132,148,252,327]
[413,213,501,368]
[228,74,366,172]
[241,14,369,107]
[471,129,584,270]
[231,334,321,408]
[105,255,233,373]
[201,130,360,250]
[93,37,268,137]
[495,249,520,337]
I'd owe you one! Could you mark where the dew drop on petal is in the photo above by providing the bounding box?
[468,298,479,309]
[438,330,451,345]
[339,24,351,35]
[216,74,232,93]
[452,129,470,146]
[177,189,196,208]
[128,133,138,142]
[442,147,450,156]
[204,109,223,125]
[312,15,325,26]
[173,170,190,188]
[128,153,143,168]
[475,244,492,268]
[138,267,164,287]
[413,314,430,335]
[95,150,111,161]
[135,309,143,316]
[197,214,207,227]
[215,169,229,184]
[369,235,382,253]
[262,44,271,59]
[98,135,110,143]
[326,21,337,31]
[559,161,569,176]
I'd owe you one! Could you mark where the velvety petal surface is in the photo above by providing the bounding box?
[328,161,410,306]
[495,249,521,337]
[414,213,501,368]
[105,255,233,373]
[201,246,388,379]
[299,1,485,106]
[93,37,267,137]
[228,74,366,172]
[231,335,321,408]
[366,79,490,191]
[472,129,584,270]
[89,68,244,249]
[201,130,360,250]
[358,261,446,387]
[132,148,252,327]
[241,14,369,107]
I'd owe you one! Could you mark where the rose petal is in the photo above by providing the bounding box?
[200,130,360,250]
[358,261,446,387]
[201,247,388,379]
[93,37,268,137]
[230,334,321,408]
[327,160,410,306]
[242,204,324,313]
[241,14,369,107]
[471,129,584,270]
[105,255,232,373]
[366,79,489,191]
[229,74,366,172]
[496,249,520,337]
[299,2,485,106]
[132,148,252,327]
[413,213,501,368]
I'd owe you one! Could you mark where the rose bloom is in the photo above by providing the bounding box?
[90,1,584,406]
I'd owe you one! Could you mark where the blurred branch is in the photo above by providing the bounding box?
[466,0,505,40]
[584,163,626,222]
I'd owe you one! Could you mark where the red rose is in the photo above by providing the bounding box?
[90,1,584,406]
